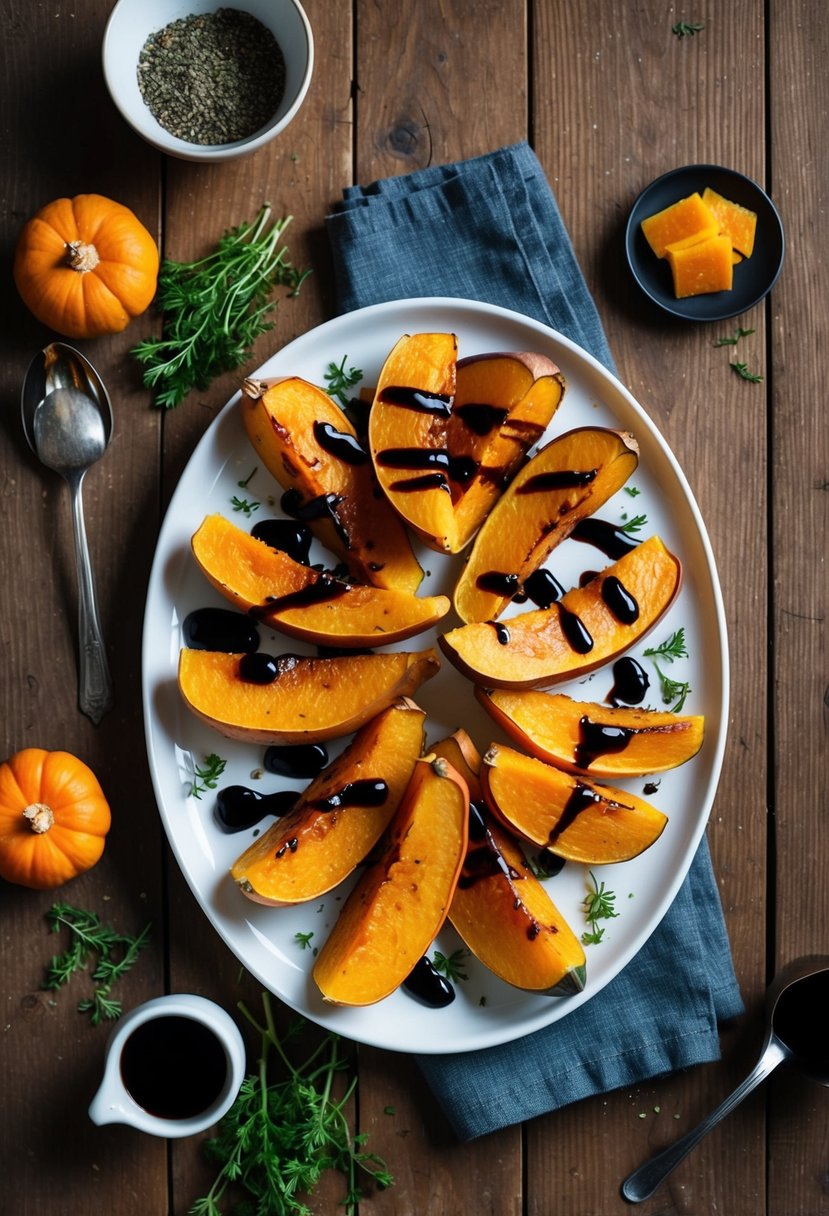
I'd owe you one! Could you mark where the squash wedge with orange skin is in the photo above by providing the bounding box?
[453,427,639,623]
[430,733,587,995]
[368,332,459,553]
[450,804,587,995]
[481,742,668,864]
[240,375,423,593]
[191,514,449,648]
[447,352,566,550]
[313,754,469,1006]
[440,535,681,689]
[177,647,440,745]
[230,700,426,906]
[478,688,705,778]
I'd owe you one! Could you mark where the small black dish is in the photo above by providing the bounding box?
[625,164,785,322]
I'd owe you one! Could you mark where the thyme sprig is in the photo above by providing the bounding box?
[644,628,692,712]
[41,904,152,1025]
[190,992,393,1216]
[672,20,704,37]
[132,206,310,409]
[730,360,764,383]
[192,753,227,800]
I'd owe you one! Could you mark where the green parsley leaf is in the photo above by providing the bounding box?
[581,872,619,945]
[620,512,648,534]
[324,355,364,408]
[644,627,689,663]
[730,360,764,383]
[294,931,316,951]
[192,753,227,800]
[432,948,470,983]
[230,495,260,516]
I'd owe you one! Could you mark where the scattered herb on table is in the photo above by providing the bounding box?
[730,360,764,383]
[131,206,310,409]
[644,628,692,712]
[672,20,705,38]
[41,904,152,1025]
[189,991,393,1216]
[192,753,227,800]
[432,948,470,983]
[324,355,364,408]
[581,872,619,945]
[713,326,755,347]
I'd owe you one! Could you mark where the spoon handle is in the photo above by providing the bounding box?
[621,1037,788,1203]
[69,477,113,725]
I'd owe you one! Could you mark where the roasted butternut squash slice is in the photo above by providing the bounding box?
[240,375,423,592]
[367,332,459,553]
[430,728,484,800]
[481,742,668,864]
[667,234,733,298]
[313,754,469,1005]
[640,192,717,258]
[191,513,449,648]
[230,700,426,905]
[177,647,440,744]
[448,351,565,550]
[440,535,681,689]
[477,689,704,777]
[702,187,757,258]
[450,804,586,995]
[453,427,639,623]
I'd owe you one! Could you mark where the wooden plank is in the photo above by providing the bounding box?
[767,1,829,1212]
[529,2,769,1211]
[348,1,528,1212]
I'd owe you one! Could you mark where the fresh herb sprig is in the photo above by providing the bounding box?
[730,360,764,383]
[132,206,310,409]
[714,327,755,347]
[192,753,227,800]
[190,992,392,1216]
[672,19,704,37]
[620,512,648,534]
[581,873,619,945]
[42,904,151,1025]
[432,948,470,983]
[324,355,364,408]
[644,628,692,712]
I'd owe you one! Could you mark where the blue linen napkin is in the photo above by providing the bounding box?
[325,141,743,1141]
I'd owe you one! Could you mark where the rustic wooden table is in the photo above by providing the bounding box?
[2,2,827,1213]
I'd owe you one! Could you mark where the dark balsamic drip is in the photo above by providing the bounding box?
[574,717,634,770]
[570,517,640,559]
[264,742,329,779]
[557,603,593,654]
[402,956,456,1008]
[378,385,453,417]
[608,656,650,706]
[120,1016,227,1120]
[216,785,298,832]
[251,572,350,617]
[490,620,511,645]
[517,468,598,494]
[391,471,451,494]
[453,401,509,435]
[275,837,299,859]
[377,446,476,486]
[458,803,521,889]
[311,779,389,812]
[313,420,369,465]
[251,519,313,565]
[522,568,566,609]
[548,783,602,845]
[183,607,259,654]
[643,780,660,796]
[579,570,600,587]
[238,652,282,684]
[476,571,519,596]
[601,575,639,624]
[280,488,350,549]
[527,921,542,941]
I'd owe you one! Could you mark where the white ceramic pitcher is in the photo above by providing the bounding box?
[88,993,246,1138]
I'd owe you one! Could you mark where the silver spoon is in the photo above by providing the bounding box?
[21,342,114,725]
[622,954,829,1203]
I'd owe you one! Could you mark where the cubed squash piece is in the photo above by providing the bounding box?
[702,187,757,258]
[667,234,734,298]
[640,192,717,258]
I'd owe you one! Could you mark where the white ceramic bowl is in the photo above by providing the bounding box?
[103,0,313,162]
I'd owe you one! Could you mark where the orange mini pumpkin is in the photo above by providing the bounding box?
[0,748,111,889]
[13,193,159,339]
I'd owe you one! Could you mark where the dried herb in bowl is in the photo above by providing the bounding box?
[138,8,286,146]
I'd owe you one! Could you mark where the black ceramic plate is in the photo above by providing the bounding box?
[625,164,784,322]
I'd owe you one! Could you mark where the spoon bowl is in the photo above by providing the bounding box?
[622,954,829,1203]
[21,342,115,725]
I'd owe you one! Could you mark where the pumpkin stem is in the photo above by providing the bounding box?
[242,377,267,400]
[23,802,55,834]
[66,240,100,273]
